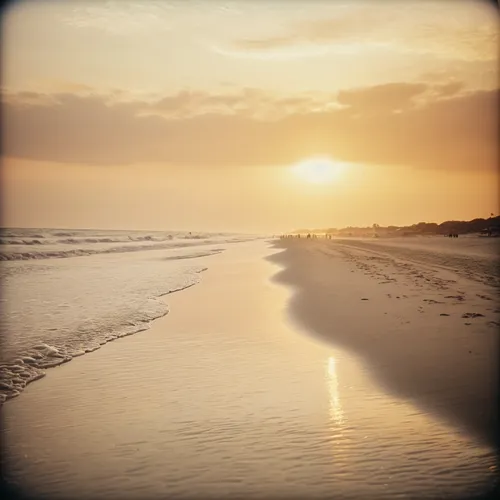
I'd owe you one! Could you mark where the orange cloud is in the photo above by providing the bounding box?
[2,83,497,172]
[337,83,428,112]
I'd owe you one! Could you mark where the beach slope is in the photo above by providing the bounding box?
[269,237,499,447]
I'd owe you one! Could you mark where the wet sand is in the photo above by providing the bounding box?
[270,237,499,448]
[2,239,498,499]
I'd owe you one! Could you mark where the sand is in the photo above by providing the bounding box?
[2,238,498,499]
[270,237,499,447]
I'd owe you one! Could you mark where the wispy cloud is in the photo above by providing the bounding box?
[62,0,174,35]
[220,2,498,61]
[209,41,332,61]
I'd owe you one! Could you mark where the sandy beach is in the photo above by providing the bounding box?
[3,238,498,499]
[3,2,498,498]
[270,236,499,447]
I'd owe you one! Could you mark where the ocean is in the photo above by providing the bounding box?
[0,227,255,402]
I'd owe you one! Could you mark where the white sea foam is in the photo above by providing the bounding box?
[0,228,251,402]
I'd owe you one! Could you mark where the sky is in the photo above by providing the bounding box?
[1,0,498,233]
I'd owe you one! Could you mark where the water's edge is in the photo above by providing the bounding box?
[0,268,208,404]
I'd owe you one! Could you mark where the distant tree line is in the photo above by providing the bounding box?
[292,215,500,237]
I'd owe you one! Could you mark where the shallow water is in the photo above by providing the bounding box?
[0,228,251,401]
[0,227,251,261]
[3,241,498,499]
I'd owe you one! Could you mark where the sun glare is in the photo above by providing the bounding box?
[292,157,344,184]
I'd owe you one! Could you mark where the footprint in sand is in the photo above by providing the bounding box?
[476,294,492,301]
[461,312,485,319]
[487,321,500,327]
[423,299,444,305]
[445,295,465,302]
[361,298,369,301]
[440,313,450,317]
[464,322,472,326]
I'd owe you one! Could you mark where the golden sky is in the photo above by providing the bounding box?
[1,0,498,232]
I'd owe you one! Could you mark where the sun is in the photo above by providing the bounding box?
[292,157,344,184]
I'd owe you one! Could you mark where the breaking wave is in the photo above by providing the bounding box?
[0,228,252,403]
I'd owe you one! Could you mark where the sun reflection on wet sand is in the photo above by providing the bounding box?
[326,356,345,429]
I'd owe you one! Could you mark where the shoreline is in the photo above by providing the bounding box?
[0,274,208,405]
[269,238,499,448]
[0,241,235,403]
[3,239,498,499]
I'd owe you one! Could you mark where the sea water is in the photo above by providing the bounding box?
[0,227,254,402]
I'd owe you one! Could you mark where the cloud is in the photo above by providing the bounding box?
[5,91,59,107]
[151,90,247,117]
[62,0,173,35]
[231,35,299,52]
[2,83,497,172]
[337,83,428,112]
[2,91,164,165]
[224,2,498,61]
[145,88,317,119]
[433,81,465,98]
[52,82,95,94]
